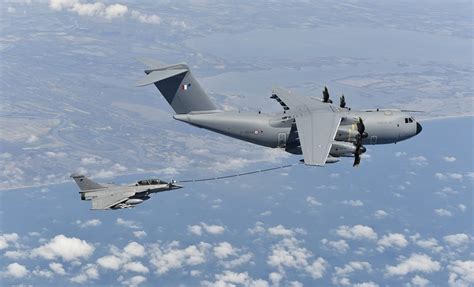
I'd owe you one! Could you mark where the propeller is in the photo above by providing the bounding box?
[339,94,346,108]
[353,117,367,167]
[322,86,333,103]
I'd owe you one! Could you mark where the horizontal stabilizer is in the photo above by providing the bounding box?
[136,68,187,87]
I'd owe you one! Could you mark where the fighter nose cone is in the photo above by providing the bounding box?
[416,122,423,135]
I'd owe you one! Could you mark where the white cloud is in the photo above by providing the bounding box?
[149,242,211,275]
[131,10,161,24]
[188,225,203,236]
[412,236,443,253]
[5,263,28,278]
[444,156,456,162]
[248,222,265,235]
[49,262,66,275]
[435,172,464,181]
[267,237,328,279]
[434,208,452,217]
[0,233,19,250]
[336,225,378,241]
[49,0,128,19]
[97,255,122,270]
[458,204,467,212]
[386,253,440,276]
[116,218,141,229]
[122,262,149,274]
[76,219,102,228]
[321,239,349,254]
[377,233,408,252]
[306,196,322,206]
[70,264,99,283]
[353,282,379,287]
[411,275,430,287]
[332,261,372,286]
[32,268,54,278]
[104,3,128,19]
[201,223,225,235]
[32,234,94,261]
[374,210,388,219]
[202,271,268,287]
[409,156,428,167]
[268,225,295,237]
[213,242,235,259]
[395,151,407,157]
[124,242,145,258]
[269,272,283,287]
[444,233,470,247]
[133,231,147,239]
[121,275,147,287]
[342,199,364,207]
[447,260,474,287]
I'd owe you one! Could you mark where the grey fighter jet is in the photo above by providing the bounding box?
[71,174,182,210]
[138,60,422,167]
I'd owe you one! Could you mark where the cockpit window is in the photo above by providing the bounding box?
[405,118,408,123]
[409,117,414,123]
[137,179,164,185]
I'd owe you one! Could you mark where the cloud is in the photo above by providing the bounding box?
[458,204,467,212]
[411,235,443,253]
[49,0,128,19]
[32,234,95,261]
[409,156,428,167]
[435,172,464,181]
[267,237,328,279]
[268,225,295,237]
[97,255,122,270]
[269,272,283,287]
[149,242,211,275]
[202,271,268,287]
[122,262,149,274]
[374,210,388,219]
[213,242,235,259]
[131,10,161,24]
[116,218,141,229]
[447,260,474,287]
[434,208,452,217]
[76,219,102,228]
[443,233,470,247]
[201,223,225,235]
[70,264,99,284]
[332,261,372,286]
[411,275,430,287]
[0,233,19,250]
[443,156,456,162]
[342,199,364,207]
[124,242,145,258]
[336,225,378,241]
[188,225,203,236]
[321,239,349,254]
[377,233,408,252]
[386,253,440,276]
[121,275,147,287]
[49,262,66,275]
[306,196,322,206]
[4,263,28,278]
[133,231,147,239]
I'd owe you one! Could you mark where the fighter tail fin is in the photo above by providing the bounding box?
[70,174,105,191]
[137,61,218,114]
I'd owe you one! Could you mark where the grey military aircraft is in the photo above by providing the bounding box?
[137,60,422,167]
[71,174,182,210]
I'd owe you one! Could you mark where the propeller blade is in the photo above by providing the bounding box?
[353,153,361,167]
[357,117,365,135]
[323,86,331,103]
[339,94,346,108]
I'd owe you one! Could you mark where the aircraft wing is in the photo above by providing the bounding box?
[271,87,331,112]
[295,111,341,166]
[91,191,136,210]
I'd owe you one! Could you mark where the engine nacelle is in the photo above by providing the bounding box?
[325,156,340,164]
[330,141,357,157]
[335,126,360,143]
[340,116,359,126]
[124,198,145,205]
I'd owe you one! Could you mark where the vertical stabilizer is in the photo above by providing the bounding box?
[70,174,105,191]
[137,62,217,114]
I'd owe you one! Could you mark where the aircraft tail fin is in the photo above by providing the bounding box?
[137,61,218,114]
[70,174,106,191]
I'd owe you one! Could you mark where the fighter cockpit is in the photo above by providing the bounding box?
[136,179,167,186]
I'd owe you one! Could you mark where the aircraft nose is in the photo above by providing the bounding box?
[416,122,422,135]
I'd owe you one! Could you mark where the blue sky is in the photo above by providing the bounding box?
[0,1,473,286]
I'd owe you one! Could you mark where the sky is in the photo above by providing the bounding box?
[0,0,473,286]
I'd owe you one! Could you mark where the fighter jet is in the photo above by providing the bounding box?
[71,174,182,210]
[137,60,422,167]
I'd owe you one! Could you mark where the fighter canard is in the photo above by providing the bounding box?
[71,174,182,210]
[137,60,422,167]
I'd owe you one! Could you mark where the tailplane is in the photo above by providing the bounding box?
[70,174,106,191]
[137,61,218,114]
